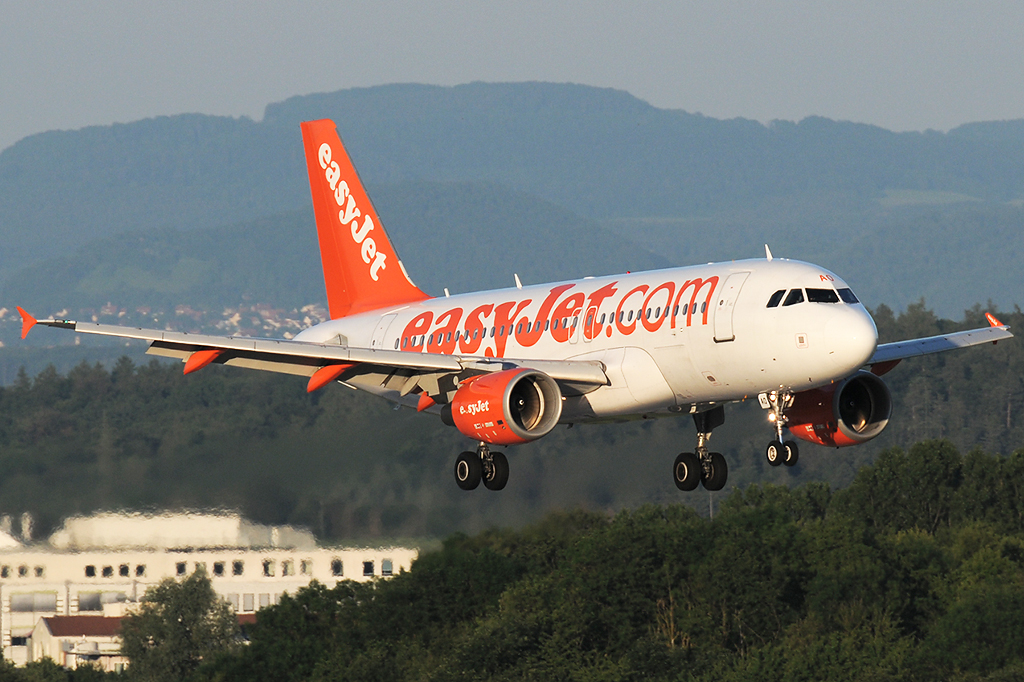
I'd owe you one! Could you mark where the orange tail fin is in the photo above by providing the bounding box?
[300,119,430,318]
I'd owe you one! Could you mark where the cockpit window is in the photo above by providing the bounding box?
[782,289,804,306]
[806,288,840,303]
[837,288,859,304]
[766,290,786,308]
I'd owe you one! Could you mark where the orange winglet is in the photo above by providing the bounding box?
[985,312,1004,327]
[307,363,354,393]
[416,393,436,412]
[16,307,37,340]
[183,349,223,375]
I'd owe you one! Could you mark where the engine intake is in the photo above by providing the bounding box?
[449,368,562,446]
[787,370,892,447]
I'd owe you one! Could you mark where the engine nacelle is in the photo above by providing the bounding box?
[449,368,563,446]
[787,370,892,447]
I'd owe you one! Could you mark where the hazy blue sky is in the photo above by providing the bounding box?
[2,1,1023,151]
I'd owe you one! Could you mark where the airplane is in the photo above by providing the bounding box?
[17,119,1014,493]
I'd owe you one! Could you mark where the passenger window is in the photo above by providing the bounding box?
[838,288,859,304]
[782,289,804,306]
[806,288,840,303]
[766,290,786,308]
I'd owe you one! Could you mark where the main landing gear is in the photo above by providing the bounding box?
[763,391,799,467]
[454,442,509,491]
[674,406,728,492]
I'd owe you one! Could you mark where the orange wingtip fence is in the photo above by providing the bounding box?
[16,307,37,339]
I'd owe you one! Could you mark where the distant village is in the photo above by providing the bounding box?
[0,302,331,347]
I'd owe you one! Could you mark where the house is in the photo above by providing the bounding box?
[29,616,124,671]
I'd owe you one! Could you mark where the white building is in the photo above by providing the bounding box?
[0,512,418,666]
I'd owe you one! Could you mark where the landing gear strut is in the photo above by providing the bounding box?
[764,391,799,467]
[454,442,508,491]
[674,406,728,492]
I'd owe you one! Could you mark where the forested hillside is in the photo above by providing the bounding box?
[0,304,1018,541]
[192,444,1024,681]
[2,82,1024,317]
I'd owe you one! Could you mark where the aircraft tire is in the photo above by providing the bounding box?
[455,451,482,490]
[702,452,728,491]
[673,452,701,491]
[766,440,785,466]
[783,440,800,467]
[483,452,509,491]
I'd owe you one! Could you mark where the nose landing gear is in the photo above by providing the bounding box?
[764,391,799,467]
[454,442,509,491]
[673,406,728,492]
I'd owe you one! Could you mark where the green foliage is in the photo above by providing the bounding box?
[189,453,1024,680]
[119,570,239,682]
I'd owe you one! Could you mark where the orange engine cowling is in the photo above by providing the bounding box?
[448,368,563,446]
[787,370,893,447]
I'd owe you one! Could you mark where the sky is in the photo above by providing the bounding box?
[2,1,1024,152]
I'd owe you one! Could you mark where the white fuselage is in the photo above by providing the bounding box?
[294,258,878,422]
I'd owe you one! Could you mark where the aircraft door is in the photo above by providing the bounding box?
[371,314,398,348]
[713,272,750,342]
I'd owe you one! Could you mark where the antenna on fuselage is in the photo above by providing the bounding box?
[514,274,523,289]
[764,244,773,261]
[444,288,450,297]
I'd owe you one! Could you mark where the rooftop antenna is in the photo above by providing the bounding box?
[764,244,773,262]
[514,274,523,289]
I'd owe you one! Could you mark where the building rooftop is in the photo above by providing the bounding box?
[43,616,121,638]
[45,512,316,551]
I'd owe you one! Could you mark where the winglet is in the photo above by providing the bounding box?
[765,244,773,262]
[16,307,37,339]
[985,312,1004,327]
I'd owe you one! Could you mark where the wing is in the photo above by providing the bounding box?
[868,312,1013,375]
[16,308,608,398]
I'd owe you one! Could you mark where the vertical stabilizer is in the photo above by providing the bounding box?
[300,119,430,318]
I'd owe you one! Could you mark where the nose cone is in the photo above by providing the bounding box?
[823,306,878,375]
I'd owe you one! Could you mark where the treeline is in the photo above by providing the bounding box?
[0,304,1020,541]
[174,440,1024,681]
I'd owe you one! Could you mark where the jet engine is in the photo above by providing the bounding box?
[786,370,892,447]
[447,368,563,446]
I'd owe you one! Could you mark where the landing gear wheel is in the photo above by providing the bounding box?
[766,440,785,466]
[483,451,509,491]
[673,452,701,491]
[701,452,728,491]
[782,440,799,467]
[454,451,481,490]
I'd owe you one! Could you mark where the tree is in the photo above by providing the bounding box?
[120,569,239,682]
